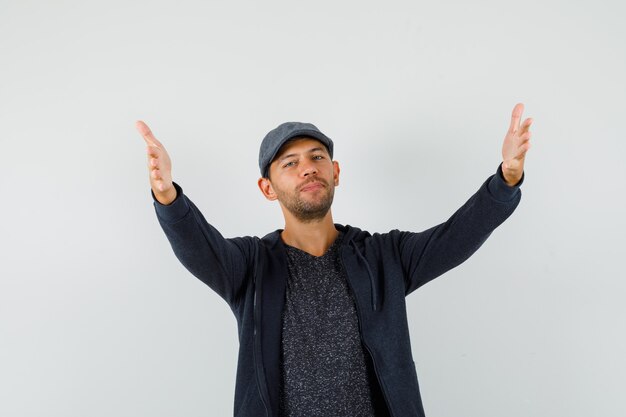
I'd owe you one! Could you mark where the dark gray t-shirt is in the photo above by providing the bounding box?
[279,231,377,417]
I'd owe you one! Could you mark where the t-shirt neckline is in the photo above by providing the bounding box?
[283,230,344,259]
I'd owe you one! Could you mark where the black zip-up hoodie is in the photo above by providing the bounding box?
[151,162,524,417]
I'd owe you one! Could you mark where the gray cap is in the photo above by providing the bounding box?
[259,121,334,178]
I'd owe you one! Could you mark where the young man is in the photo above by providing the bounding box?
[136,103,532,417]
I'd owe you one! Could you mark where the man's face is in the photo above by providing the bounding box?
[258,137,340,223]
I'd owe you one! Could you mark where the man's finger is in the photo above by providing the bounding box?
[136,120,164,148]
[151,168,163,181]
[508,103,524,133]
[146,145,162,158]
[519,117,533,135]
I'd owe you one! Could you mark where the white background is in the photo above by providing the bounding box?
[1,0,624,416]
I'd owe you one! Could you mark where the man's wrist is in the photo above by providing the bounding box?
[501,166,523,187]
[153,186,177,205]
[503,174,521,187]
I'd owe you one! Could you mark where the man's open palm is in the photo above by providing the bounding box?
[136,120,176,204]
[501,103,533,185]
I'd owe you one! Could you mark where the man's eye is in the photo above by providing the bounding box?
[313,155,323,160]
[284,161,296,168]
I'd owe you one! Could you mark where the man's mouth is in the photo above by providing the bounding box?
[300,181,324,192]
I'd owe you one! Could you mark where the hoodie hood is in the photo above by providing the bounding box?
[337,224,379,311]
[262,223,379,311]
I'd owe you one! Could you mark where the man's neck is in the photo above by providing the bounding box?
[280,213,339,257]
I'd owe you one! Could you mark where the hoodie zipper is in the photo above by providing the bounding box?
[341,244,395,417]
[252,249,270,416]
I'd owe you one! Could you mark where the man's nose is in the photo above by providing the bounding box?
[300,160,318,176]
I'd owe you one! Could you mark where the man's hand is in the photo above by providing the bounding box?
[136,120,177,205]
[501,103,533,186]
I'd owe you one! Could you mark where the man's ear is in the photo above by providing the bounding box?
[333,160,340,187]
[257,177,278,201]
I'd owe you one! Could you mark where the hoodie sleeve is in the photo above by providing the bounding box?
[398,162,523,295]
[151,181,255,307]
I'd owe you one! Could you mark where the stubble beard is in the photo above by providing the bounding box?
[275,181,335,223]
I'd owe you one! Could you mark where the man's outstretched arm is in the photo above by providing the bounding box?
[399,103,533,295]
[137,121,253,307]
